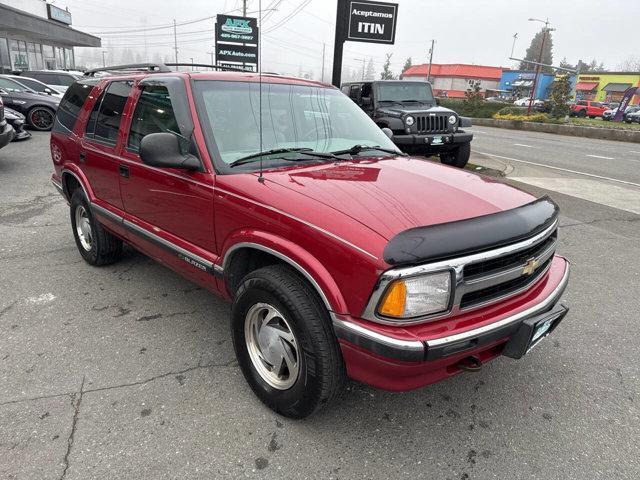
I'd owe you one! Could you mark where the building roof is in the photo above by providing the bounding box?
[0,3,100,47]
[402,63,503,80]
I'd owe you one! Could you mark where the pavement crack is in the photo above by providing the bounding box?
[83,359,237,395]
[559,216,640,230]
[60,376,85,480]
[0,391,73,408]
[0,300,17,319]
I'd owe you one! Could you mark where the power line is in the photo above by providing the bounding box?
[263,0,311,34]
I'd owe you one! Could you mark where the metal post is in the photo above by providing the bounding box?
[427,39,434,83]
[243,0,247,16]
[321,43,326,82]
[331,0,348,87]
[208,51,214,69]
[527,19,549,116]
[102,51,106,67]
[173,19,178,70]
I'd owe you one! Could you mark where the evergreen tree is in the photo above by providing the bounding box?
[380,53,396,80]
[364,58,375,81]
[519,28,554,73]
[548,75,571,118]
[402,57,412,76]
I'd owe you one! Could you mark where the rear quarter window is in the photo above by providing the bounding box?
[53,81,96,133]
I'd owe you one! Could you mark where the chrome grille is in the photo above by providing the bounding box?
[415,114,449,133]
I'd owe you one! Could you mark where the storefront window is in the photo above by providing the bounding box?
[27,43,44,71]
[0,37,10,73]
[42,45,56,69]
[10,39,29,70]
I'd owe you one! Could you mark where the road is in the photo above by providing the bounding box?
[469,125,640,214]
[1,132,639,480]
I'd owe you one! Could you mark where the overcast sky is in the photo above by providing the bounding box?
[61,0,640,79]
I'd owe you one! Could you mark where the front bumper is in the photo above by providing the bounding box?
[0,121,15,149]
[392,131,473,148]
[333,257,569,390]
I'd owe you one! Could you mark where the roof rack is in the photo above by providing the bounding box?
[83,62,256,77]
[84,63,171,76]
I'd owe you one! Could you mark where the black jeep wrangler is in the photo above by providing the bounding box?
[341,80,473,168]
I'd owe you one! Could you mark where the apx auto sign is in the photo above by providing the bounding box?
[216,15,258,43]
[347,0,398,44]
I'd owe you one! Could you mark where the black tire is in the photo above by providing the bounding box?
[70,189,123,266]
[26,106,55,131]
[440,142,470,169]
[578,109,587,118]
[231,264,346,419]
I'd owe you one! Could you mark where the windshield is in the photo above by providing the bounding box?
[193,80,399,167]
[0,77,34,94]
[377,82,434,103]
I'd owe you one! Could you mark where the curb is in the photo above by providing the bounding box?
[471,117,640,143]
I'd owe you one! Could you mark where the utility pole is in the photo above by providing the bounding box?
[527,18,552,116]
[321,43,326,82]
[510,33,518,58]
[427,39,435,83]
[243,0,247,16]
[102,51,106,67]
[208,51,214,69]
[190,57,194,70]
[173,19,178,70]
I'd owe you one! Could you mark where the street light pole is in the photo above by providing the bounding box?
[102,51,106,67]
[427,39,435,83]
[527,18,552,116]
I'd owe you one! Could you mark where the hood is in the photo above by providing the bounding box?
[262,157,535,241]
[377,105,454,116]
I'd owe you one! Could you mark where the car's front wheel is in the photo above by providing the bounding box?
[440,142,470,168]
[231,264,346,418]
[70,190,123,266]
[27,106,55,131]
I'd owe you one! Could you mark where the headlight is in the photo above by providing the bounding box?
[377,271,451,319]
[404,115,415,126]
[12,100,27,105]
[448,115,457,125]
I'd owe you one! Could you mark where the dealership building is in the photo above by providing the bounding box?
[401,63,503,98]
[0,0,100,73]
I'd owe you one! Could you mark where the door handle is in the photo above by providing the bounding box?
[119,164,130,178]
[79,151,86,163]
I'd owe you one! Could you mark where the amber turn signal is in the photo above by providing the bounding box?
[378,280,407,317]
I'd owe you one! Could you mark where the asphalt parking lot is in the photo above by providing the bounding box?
[1,131,639,479]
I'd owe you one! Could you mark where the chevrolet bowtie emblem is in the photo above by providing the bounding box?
[523,258,539,276]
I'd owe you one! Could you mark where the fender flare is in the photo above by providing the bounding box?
[61,166,93,201]
[220,231,349,314]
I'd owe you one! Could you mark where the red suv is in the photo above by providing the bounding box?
[50,64,570,418]
[571,100,607,118]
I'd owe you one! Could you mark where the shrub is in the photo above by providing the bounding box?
[495,106,528,116]
[438,99,507,118]
[492,112,552,123]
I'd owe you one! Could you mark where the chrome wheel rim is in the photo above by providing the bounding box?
[75,205,93,251]
[244,302,299,390]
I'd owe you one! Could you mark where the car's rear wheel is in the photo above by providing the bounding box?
[440,142,470,169]
[27,106,55,131]
[231,264,346,419]
[70,190,123,266]
[578,109,587,118]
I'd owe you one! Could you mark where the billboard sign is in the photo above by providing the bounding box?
[216,15,258,43]
[47,4,72,25]
[216,44,258,64]
[347,0,398,44]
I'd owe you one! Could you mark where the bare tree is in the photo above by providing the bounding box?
[616,55,640,72]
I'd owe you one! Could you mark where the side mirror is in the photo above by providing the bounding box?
[381,127,393,139]
[44,87,53,94]
[139,132,201,170]
[361,96,372,108]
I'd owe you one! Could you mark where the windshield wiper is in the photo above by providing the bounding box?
[229,148,337,167]
[330,145,405,157]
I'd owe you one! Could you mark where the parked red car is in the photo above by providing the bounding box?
[50,65,570,418]
[571,100,607,118]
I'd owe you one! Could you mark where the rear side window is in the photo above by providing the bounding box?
[85,81,132,145]
[592,102,602,108]
[53,81,95,132]
[577,101,587,106]
[127,85,179,151]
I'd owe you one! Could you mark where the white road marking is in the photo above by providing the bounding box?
[469,130,488,134]
[509,177,640,215]
[26,293,56,305]
[514,143,534,148]
[473,151,640,188]
[630,151,640,154]
[586,154,614,160]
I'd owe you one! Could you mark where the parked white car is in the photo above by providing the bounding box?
[3,75,63,99]
[16,70,83,94]
[513,97,543,107]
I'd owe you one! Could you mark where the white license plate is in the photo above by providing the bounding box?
[431,136,443,145]
[528,318,554,351]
